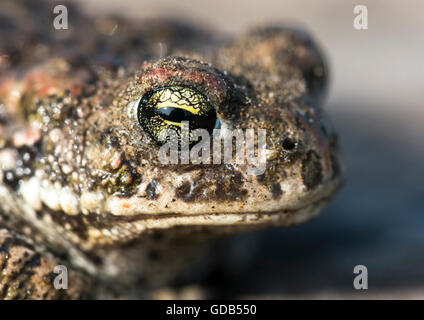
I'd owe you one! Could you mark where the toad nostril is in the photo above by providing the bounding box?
[282,138,296,150]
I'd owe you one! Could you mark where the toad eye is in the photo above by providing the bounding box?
[137,86,217,145]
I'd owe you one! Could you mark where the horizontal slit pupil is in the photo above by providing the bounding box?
[156,106,194,122]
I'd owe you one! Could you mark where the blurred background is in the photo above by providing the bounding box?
[75,0,424,298]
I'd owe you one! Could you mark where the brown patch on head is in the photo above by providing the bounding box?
[175,168,248,202]
[301,150,323,190]
[272,183,283,199]
[328,133,342,179]
[145,180,158,200]
[175,181,192,201]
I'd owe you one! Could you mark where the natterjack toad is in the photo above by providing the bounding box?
[0,0,342,299]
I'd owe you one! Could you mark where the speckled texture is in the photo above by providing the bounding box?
[0,0,342,298]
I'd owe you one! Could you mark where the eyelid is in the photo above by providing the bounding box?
[127,97,141,119]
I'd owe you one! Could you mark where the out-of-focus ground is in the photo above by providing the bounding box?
[77,0,424,299]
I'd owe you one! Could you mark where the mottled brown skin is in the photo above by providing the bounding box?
[0,229,89,299]
[0,0,342,298]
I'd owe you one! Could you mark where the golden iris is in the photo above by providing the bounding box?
[138,86,216,145]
